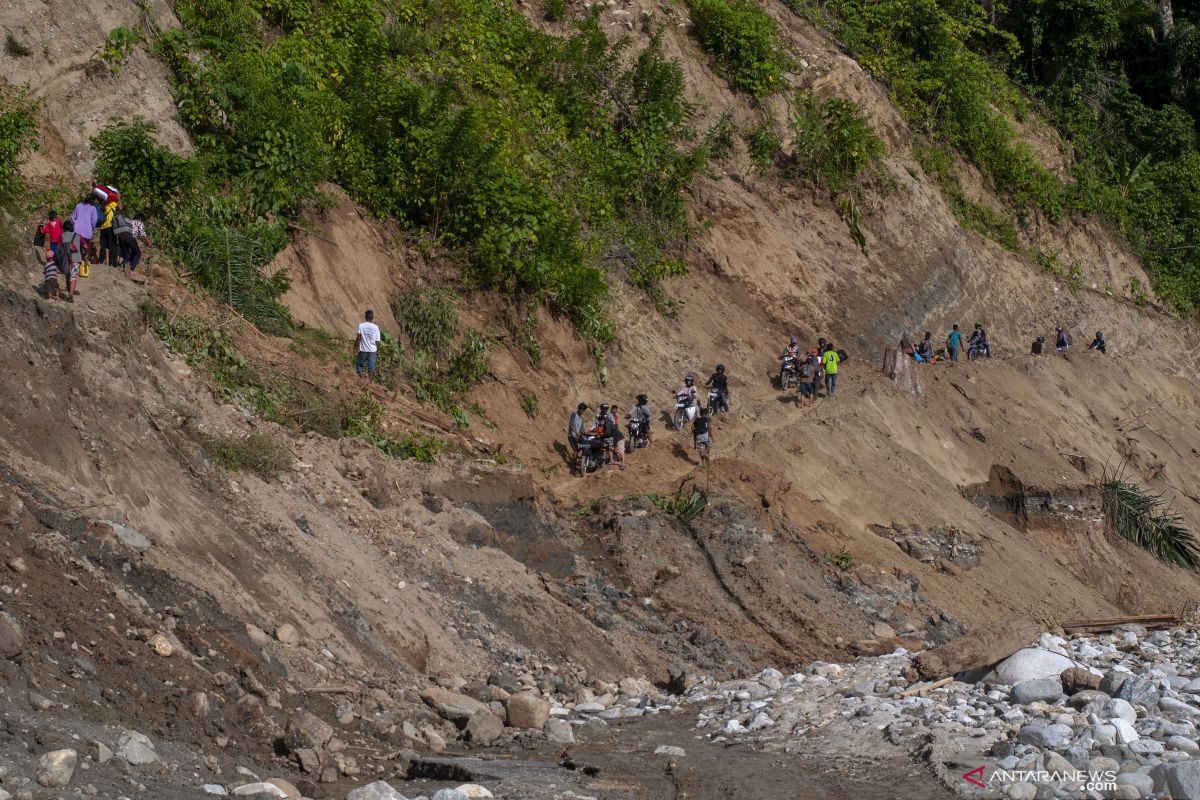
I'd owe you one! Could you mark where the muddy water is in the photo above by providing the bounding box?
[386,709,960,800]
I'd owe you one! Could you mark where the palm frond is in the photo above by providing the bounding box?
[1100,465,1200,570]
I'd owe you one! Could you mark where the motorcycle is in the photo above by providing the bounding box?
[673,391,698,430]
[968,340,991,360]
[707,387,726,415]
[626,416,649,452]
[576,433,607,476]
[779,355,798,389]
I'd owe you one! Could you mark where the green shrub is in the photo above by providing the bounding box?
[646,480,708,522]
[0,85,39,202]
[395,288,459,357]
[545,0,566,20]
[789,91,884,194]
[167,218,292,334]
[686,0,789,97]
[519,389,540,418]
[95,27,142,76]
[158,2,709,342]
[825,547,854,571]
[91,120,198,216]
[746,118,781,171]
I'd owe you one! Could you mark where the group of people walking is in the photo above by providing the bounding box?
[36,185,151,302]
[898,321,1108,364]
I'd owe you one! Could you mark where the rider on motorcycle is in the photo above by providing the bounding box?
[677,375,698,406]
[969,323,990,357]
[780,336,802,383]
[594,403,626,471]
[705,364,730,413]
[630,393,653,445]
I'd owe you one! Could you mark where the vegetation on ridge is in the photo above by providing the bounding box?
[791,0,1200,310]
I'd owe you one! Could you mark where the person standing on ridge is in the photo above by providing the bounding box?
[822,345,841,395]
[946,324,962,362]
[355,309,382,382]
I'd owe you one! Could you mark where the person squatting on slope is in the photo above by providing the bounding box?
[1089,331,1107,354]
[355,309,382,381]
[1055,326,1072,352]
[1031,335,1045,355]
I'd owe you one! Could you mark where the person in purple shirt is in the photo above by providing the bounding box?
[71,198,98,261]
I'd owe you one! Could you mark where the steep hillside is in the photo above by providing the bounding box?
[2,0,1200,796]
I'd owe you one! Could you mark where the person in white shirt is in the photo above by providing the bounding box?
[355,309,382,380]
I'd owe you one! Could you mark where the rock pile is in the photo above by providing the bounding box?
[673,627,1200,799]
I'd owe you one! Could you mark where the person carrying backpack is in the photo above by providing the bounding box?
[58,221,83,302]
[797,351,817,407]
[113,206,140,277]
[822,345,841,396]
[1055,326,1071,352]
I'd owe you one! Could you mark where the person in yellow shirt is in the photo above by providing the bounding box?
[822,345,841,396]
[97,200,118,267]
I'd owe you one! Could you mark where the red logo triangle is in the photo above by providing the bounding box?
[962,765,986,788]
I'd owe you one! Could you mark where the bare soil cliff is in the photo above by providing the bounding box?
[1,0,1199,797]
